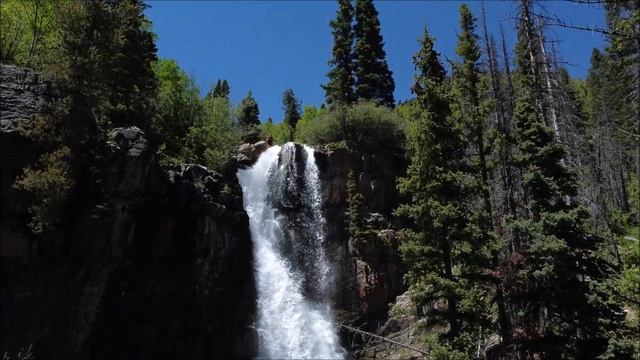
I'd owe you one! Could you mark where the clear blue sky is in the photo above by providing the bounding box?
[145,0,606,123]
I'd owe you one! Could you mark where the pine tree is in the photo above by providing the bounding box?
[323,0,355,105]
[605,0,640,236]
[107,0,158,130]
[221,80,230,98]
[396,26,472,351]
[237,91,260,127]
[452,4,492,227]
[282,88,301,133]
[508,88,627,358]
[499,31,630,357]
[451,4,504,347]
[208,79,230,100]
[353,0,395,107]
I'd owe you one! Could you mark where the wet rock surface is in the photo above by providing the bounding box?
[235,140,271,166]
[315,147,407,325]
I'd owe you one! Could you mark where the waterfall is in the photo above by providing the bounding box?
[237,143,344,359]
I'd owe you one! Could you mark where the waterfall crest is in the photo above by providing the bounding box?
[237,143,344,359]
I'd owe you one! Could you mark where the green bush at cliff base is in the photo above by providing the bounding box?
[14,146,73,234]
[295,102,405,152]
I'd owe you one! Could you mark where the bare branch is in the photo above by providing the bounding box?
[532,12,634,39]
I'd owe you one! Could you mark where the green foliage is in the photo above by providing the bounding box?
[628,174,640,237]
[106,0,158,129]
[420,335,467,360]
[353,0,395,107]
[396,25,475,349]
[346,170,369,247]
[617,224,640,312]
[396,100,421,124]
[183,96,240,170]
[14,146,73,234]
[260,118,291,145]
[506,69,626,357]
[237,91,260,127]
[0,0,57,68]
[294,105,320,142]
[207,78,230,100]
[282,88,301,139]
[153,59,201,163]
[295,102,404,153]
[323,0,355,106]
[12,0,159,234]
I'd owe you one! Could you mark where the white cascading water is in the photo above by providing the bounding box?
[237,143,344,359]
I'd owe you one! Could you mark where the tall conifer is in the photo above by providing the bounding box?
[396,26,471,352]
[451,4,502,347]
[323,0,355,105]
[353,0,395,107]
[502,21,628,357]
[237,91,260,127]
[282,88,301,130]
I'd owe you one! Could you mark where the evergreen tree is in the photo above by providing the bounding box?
[451,4,503,346]
[282,88,301,140]
[506,88,627,358]
[237,91,260,127]
[353,0,395,107]
[323,0,355,105]
[452,4,492,227]
[208,78,230,100]
[499,30,630,357]
[107,0,158,130]
[396,26,474,352]
[605,0,640,235]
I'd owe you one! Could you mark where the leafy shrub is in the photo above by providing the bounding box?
[14,146,73,234]
[294,105,320,142]
[153,59,201,162]
[295,102,405,152]
[0,0,58,68]
[183,97,241,170]
[261,120,292,144]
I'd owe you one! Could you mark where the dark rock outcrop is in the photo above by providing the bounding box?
[0,64,53,132]
[0,65,53,256]
[315,147,407,324]
[0,66,256,359]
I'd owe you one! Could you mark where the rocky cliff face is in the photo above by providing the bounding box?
[315,147,407,326]
[0,65,53,253]
[1,63,409,359]
[0,65,256,360]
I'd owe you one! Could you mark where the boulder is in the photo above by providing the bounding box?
[236,140,271,166]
